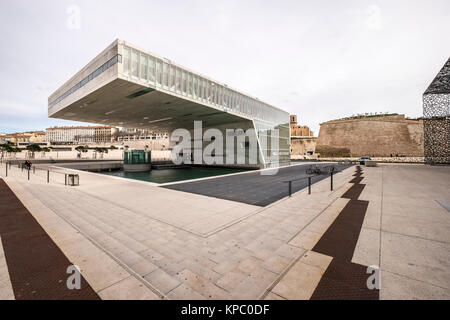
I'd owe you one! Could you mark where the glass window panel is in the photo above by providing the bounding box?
[223,89,227,107]
[123,46,130,75]
[148,56,155,84]
[140,54,148,80]
[212,85,217,104]
[215,86,219,105]
[205,82,210,102]
[192,76,197,99]
[199,79,204,100]
[229,91,233,110]
[187,73,192,97]
[156,60,162,86]
[131,49,138,77]
[176,68,181,93]
[162,62,169,88]
[170,65,176,91]
[181,71,186,95]
[217,86,221,106]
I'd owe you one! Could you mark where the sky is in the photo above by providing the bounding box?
[0,0,449,135]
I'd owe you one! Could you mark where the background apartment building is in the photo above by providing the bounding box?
[118,128,168,142]
[45,126,118,145]
[0,131,47,146]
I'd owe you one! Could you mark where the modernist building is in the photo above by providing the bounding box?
[48,39,290,168]
[423,57,450,164]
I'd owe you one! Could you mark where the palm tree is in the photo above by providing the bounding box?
[26,144,42,159]
[94,147,108,159]
[75,145,88,158]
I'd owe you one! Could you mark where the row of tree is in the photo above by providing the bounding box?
[75,145,118,156]
[0,143,119,158]
[0,142,51,157]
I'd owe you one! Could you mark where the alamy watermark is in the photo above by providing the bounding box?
[366,265,381,290]
[66,5,81,30]
[170,121,283,175]
[66,264,81,290]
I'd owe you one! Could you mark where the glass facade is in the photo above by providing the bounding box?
[124,150,151,164]
[121,45,288,125]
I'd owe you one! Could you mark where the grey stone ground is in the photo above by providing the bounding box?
[164,163,352,206]
[0,163,449,299]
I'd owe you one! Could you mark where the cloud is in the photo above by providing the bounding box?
[0,101,46,118]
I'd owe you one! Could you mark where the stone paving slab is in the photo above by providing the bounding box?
[355,164,450,299]
[4,178,162,300]
[0,163,356,300]
[4,163,448,300]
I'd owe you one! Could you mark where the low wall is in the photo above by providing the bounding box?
[54,161,123,171]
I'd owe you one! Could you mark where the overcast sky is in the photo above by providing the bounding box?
[0,0,449,134]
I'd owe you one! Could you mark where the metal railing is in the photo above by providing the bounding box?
[282,165,336,197]
[0,159,78,186]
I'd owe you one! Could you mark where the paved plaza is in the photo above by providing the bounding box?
[0,162,449,300]
[164,163,352,206]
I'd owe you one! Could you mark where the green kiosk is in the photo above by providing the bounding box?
[123,150,152,172]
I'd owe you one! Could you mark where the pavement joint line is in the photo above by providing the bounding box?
[202,166,356,238]
[285,187,352,245]
[5,177,167,300]
[380,269,450,291]
[175,165,357,238]
[258,250,309,300]
[379,229,450,245]
[41,165,282,239]
[165,282,184,296]
[49,177,211,238]
[269,292,287,300]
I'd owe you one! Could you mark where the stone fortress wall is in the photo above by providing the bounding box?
[316,115,424,157]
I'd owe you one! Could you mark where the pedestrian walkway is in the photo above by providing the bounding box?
[0,162,355,299]
[1,163,448,299]
[0,179,99,300]
[265,164,450,300]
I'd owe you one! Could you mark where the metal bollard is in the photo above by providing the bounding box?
[288,181,292,197]
[308,177,311,195]
[27,168,30,180]
[47,170,50,183]
[65,174,67,186]
[331,171,334,191]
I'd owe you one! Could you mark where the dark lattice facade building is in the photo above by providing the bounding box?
[423,57,450,164]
